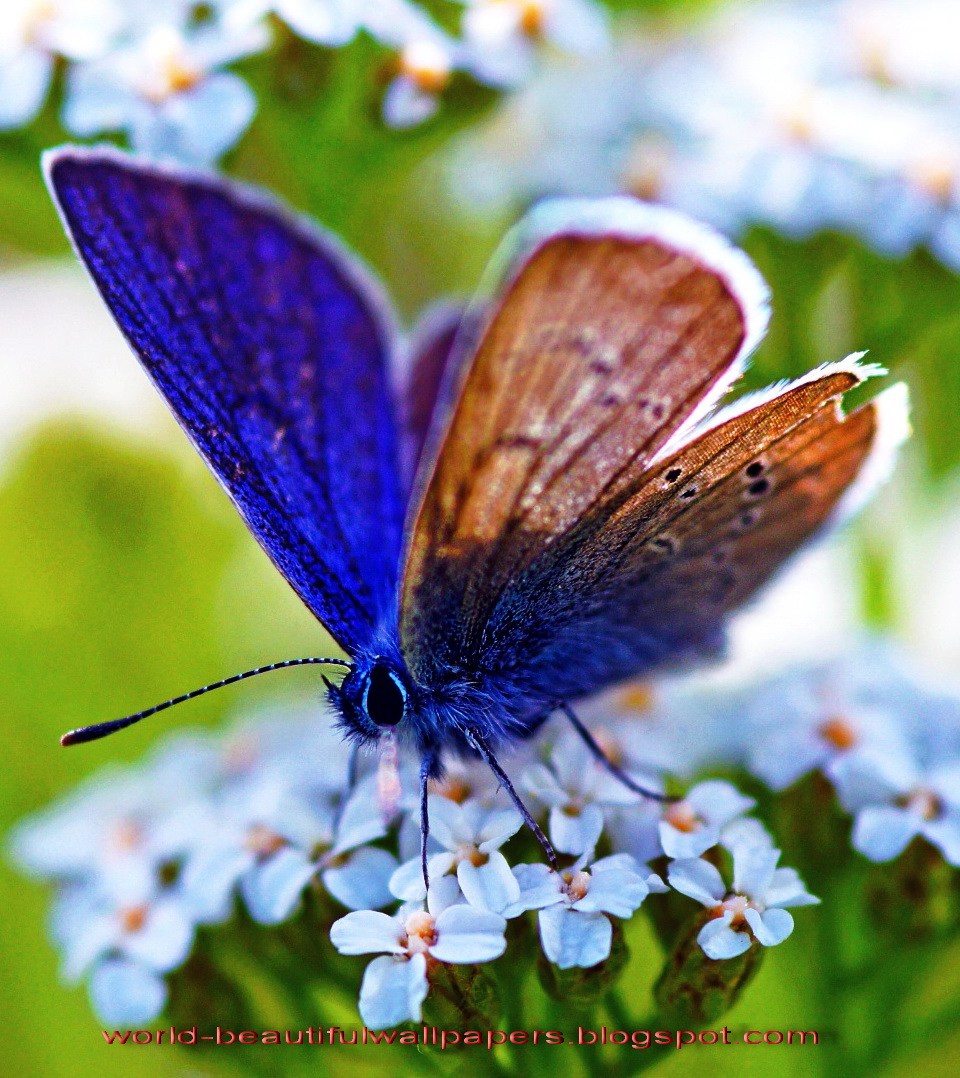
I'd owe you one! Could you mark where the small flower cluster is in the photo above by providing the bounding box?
[453,0,960,270]
[14,644,957,1030]
[10,679,826,1031]
[0,0,609,161]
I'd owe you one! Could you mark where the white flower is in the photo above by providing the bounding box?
[460,0,609,88]
[744,655,916,791]
[53,882,195,983]
[658,781,755,859]
[63,12,269,162]
[180,768,393,925]
[507,851,661,969]
[523,732,642,855]
[668,846,819,960]
[0,0,120,129]
[389,795,522,913]
[330,898,507,1029]
[10,733,219,900]
[382,37,454,128]
[448,0,960,270]
[831,746,960,865]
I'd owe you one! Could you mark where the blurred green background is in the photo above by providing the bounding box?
[4,0,960,1075]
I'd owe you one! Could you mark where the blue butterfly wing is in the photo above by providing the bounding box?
[47,148,405,655]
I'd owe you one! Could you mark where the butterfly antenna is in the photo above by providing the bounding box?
[462,726,560,873]
[59,658,353,747]
[559,702,679,802]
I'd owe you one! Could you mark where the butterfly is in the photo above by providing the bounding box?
[47,146,909,882]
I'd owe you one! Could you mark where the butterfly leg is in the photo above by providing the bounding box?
[559,702,676,802]
[461,726,560,873]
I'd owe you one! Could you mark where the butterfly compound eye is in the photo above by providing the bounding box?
[363,665,407,727]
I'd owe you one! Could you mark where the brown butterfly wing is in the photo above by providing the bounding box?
[509,375,905,703]
[401,201,768,684]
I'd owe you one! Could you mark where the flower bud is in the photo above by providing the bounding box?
[865,836,958,941]
[538,922,629,1006]
[655,910,764,1026]
[421,963,501,1031]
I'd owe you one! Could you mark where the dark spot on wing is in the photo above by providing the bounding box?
[748,477,770,496]
[745,461,764,478]
[665,468,682,483]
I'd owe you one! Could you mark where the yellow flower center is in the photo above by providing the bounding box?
[403,910,438,954]
[664,800,701,834]
[120,904,149,934]
[245,824,286,857]
[818,716,858,751]
[399,40,451,94]
[563,869,591,902]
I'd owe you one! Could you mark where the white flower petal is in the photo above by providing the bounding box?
[852,806,919,862]
[89,958,168,1026]
[0,48,52,128]
[720,816,774,852]
[476,808,523,852]
[388,852,455,901]
[358,953,428,1030]
[522,764,568,808]
[322,847,397,911]
[697,912,751,960]
[457,851,521,914]
[278,0,360,45]
[505,863,564,916]
[572,869,648,918]
[180,846,254,924]
[687,780,754,825]
[330,910,405,956]
[382,75,438,130]
[332,782,387,853]
[61,913,119,982]
[241,847,316,925]
[426,874,463,915]
[430,905,506,964]
[549,803,604,855]
[732,844,780,898]
[659,820,720,859]
[764,867,820,908]
[667,858,725,907]
[538,906,611,969]
[922,811,960,866]
[744,906,794,947]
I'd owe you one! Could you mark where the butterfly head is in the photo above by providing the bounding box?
[328,656,412,745]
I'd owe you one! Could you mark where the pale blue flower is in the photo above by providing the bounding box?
[658,781,755,860]
[523,731,641,855]
[389,794,522,913]
[331,898,507,1029]
[507,851,662,969]
[459,0,609,89]
[0,0,121,129]
[831,737,960,865]
[668,846,819,961]
[63,13,269,162]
